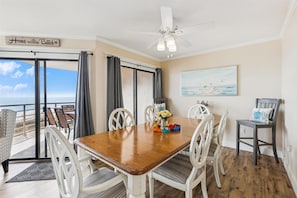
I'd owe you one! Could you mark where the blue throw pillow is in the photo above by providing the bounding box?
[250,108,273,123]
[155,103,166,112]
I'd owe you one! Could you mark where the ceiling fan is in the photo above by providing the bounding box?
[156,6,189,54]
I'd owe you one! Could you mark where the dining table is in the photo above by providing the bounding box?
[74,115,220,198]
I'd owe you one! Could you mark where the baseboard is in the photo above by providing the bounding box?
[223,141,283,159]
[284,163,297,196]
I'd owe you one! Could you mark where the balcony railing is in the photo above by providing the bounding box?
[0,102,75,137]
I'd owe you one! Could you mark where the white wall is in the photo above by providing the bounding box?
[161,41,283,156]
[92,41,160,132]
[281,5,297,193]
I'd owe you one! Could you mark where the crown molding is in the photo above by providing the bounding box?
[96,36,160,62]
[280,0,297,37]
[164,37,281,62]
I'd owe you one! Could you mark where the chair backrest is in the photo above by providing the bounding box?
[54,108,69,129]
[216,110,228,146]
[61,105,75,112]
[256,98,281,124]
[0,109,17,162]
[154,97,167,105]
[144,105,158,123]
[108,108,135,131]
[187,104,210,119]
[189,114,214,169]
[45,126,82,198]
[46,108,57,126]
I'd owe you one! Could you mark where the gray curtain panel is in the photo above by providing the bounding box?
[154,68,163,98]
[74,51,95,139]
[106,56,124,129]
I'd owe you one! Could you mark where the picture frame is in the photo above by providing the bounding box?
[181,65,237,96]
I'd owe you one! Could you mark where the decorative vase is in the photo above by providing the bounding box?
[160,118,168,129]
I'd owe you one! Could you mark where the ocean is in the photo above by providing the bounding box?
[181,85,237,96]
[0,97,75,112]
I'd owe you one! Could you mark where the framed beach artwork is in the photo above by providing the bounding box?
[181,65,237,96]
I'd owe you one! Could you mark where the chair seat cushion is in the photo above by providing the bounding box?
[153,154,204,184]
[82,167,126,198]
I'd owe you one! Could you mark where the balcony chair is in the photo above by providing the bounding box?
[0,109,17,173]
[46,108,57,126]
[148,115,214,198]
[144,105,158,123]
[61,104,75,121]
[45,126,127,198]
[108,108,135,131]
[207,110,228,188]
[54,108,72,140]
[236,98,281,165]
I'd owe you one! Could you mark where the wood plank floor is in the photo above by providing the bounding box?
[0,147,295,198]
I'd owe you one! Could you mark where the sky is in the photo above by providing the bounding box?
[0,59,77,102]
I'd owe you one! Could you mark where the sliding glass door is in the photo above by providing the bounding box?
[0,58,77,161]
[121,66,154,124]
[0,59,37,159]
[40,60,78,158]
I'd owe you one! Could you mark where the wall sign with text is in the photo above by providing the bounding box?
[6,36,61,47]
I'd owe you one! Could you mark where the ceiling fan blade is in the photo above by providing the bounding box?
[147,38,159,49]
[175,36,192,48]
[160,6,173,30]
[180,21,215,34]
[126,30,160,36]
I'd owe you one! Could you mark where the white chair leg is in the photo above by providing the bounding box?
[185,186,192,198]
[213,156,222,188]
[201,173,208,198]
[219,156,225,176]
[148,174,154,198]
[122,176,129,197]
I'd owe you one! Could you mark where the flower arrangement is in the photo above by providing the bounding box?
[157,110,172,119]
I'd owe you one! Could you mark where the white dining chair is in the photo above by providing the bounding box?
[187,104,210,119]
[148,114,214,198]
[45,126,127,198]
[207,110,228,188]
[144,105,158,123]
[181,104,211,156]
[108,108,135,131]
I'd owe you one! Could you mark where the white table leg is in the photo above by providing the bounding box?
[127,174,146,198]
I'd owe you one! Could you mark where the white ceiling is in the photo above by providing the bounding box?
[0,0,293,61]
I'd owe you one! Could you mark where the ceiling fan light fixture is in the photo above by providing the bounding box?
[157,39,165,51]
[166,36,175,48]
[168,45,176,52]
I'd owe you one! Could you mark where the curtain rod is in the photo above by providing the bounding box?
[0,49,93,56]
[120,60,156,70]
[106,54,156,70]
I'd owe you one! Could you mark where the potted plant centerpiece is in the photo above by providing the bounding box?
[157,110,172,131]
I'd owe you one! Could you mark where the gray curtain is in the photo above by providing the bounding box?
[154,68,163,98]
[106,56,123,128]
[74,51,95,139]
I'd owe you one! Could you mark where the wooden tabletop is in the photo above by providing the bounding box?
[74,115,220,175]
